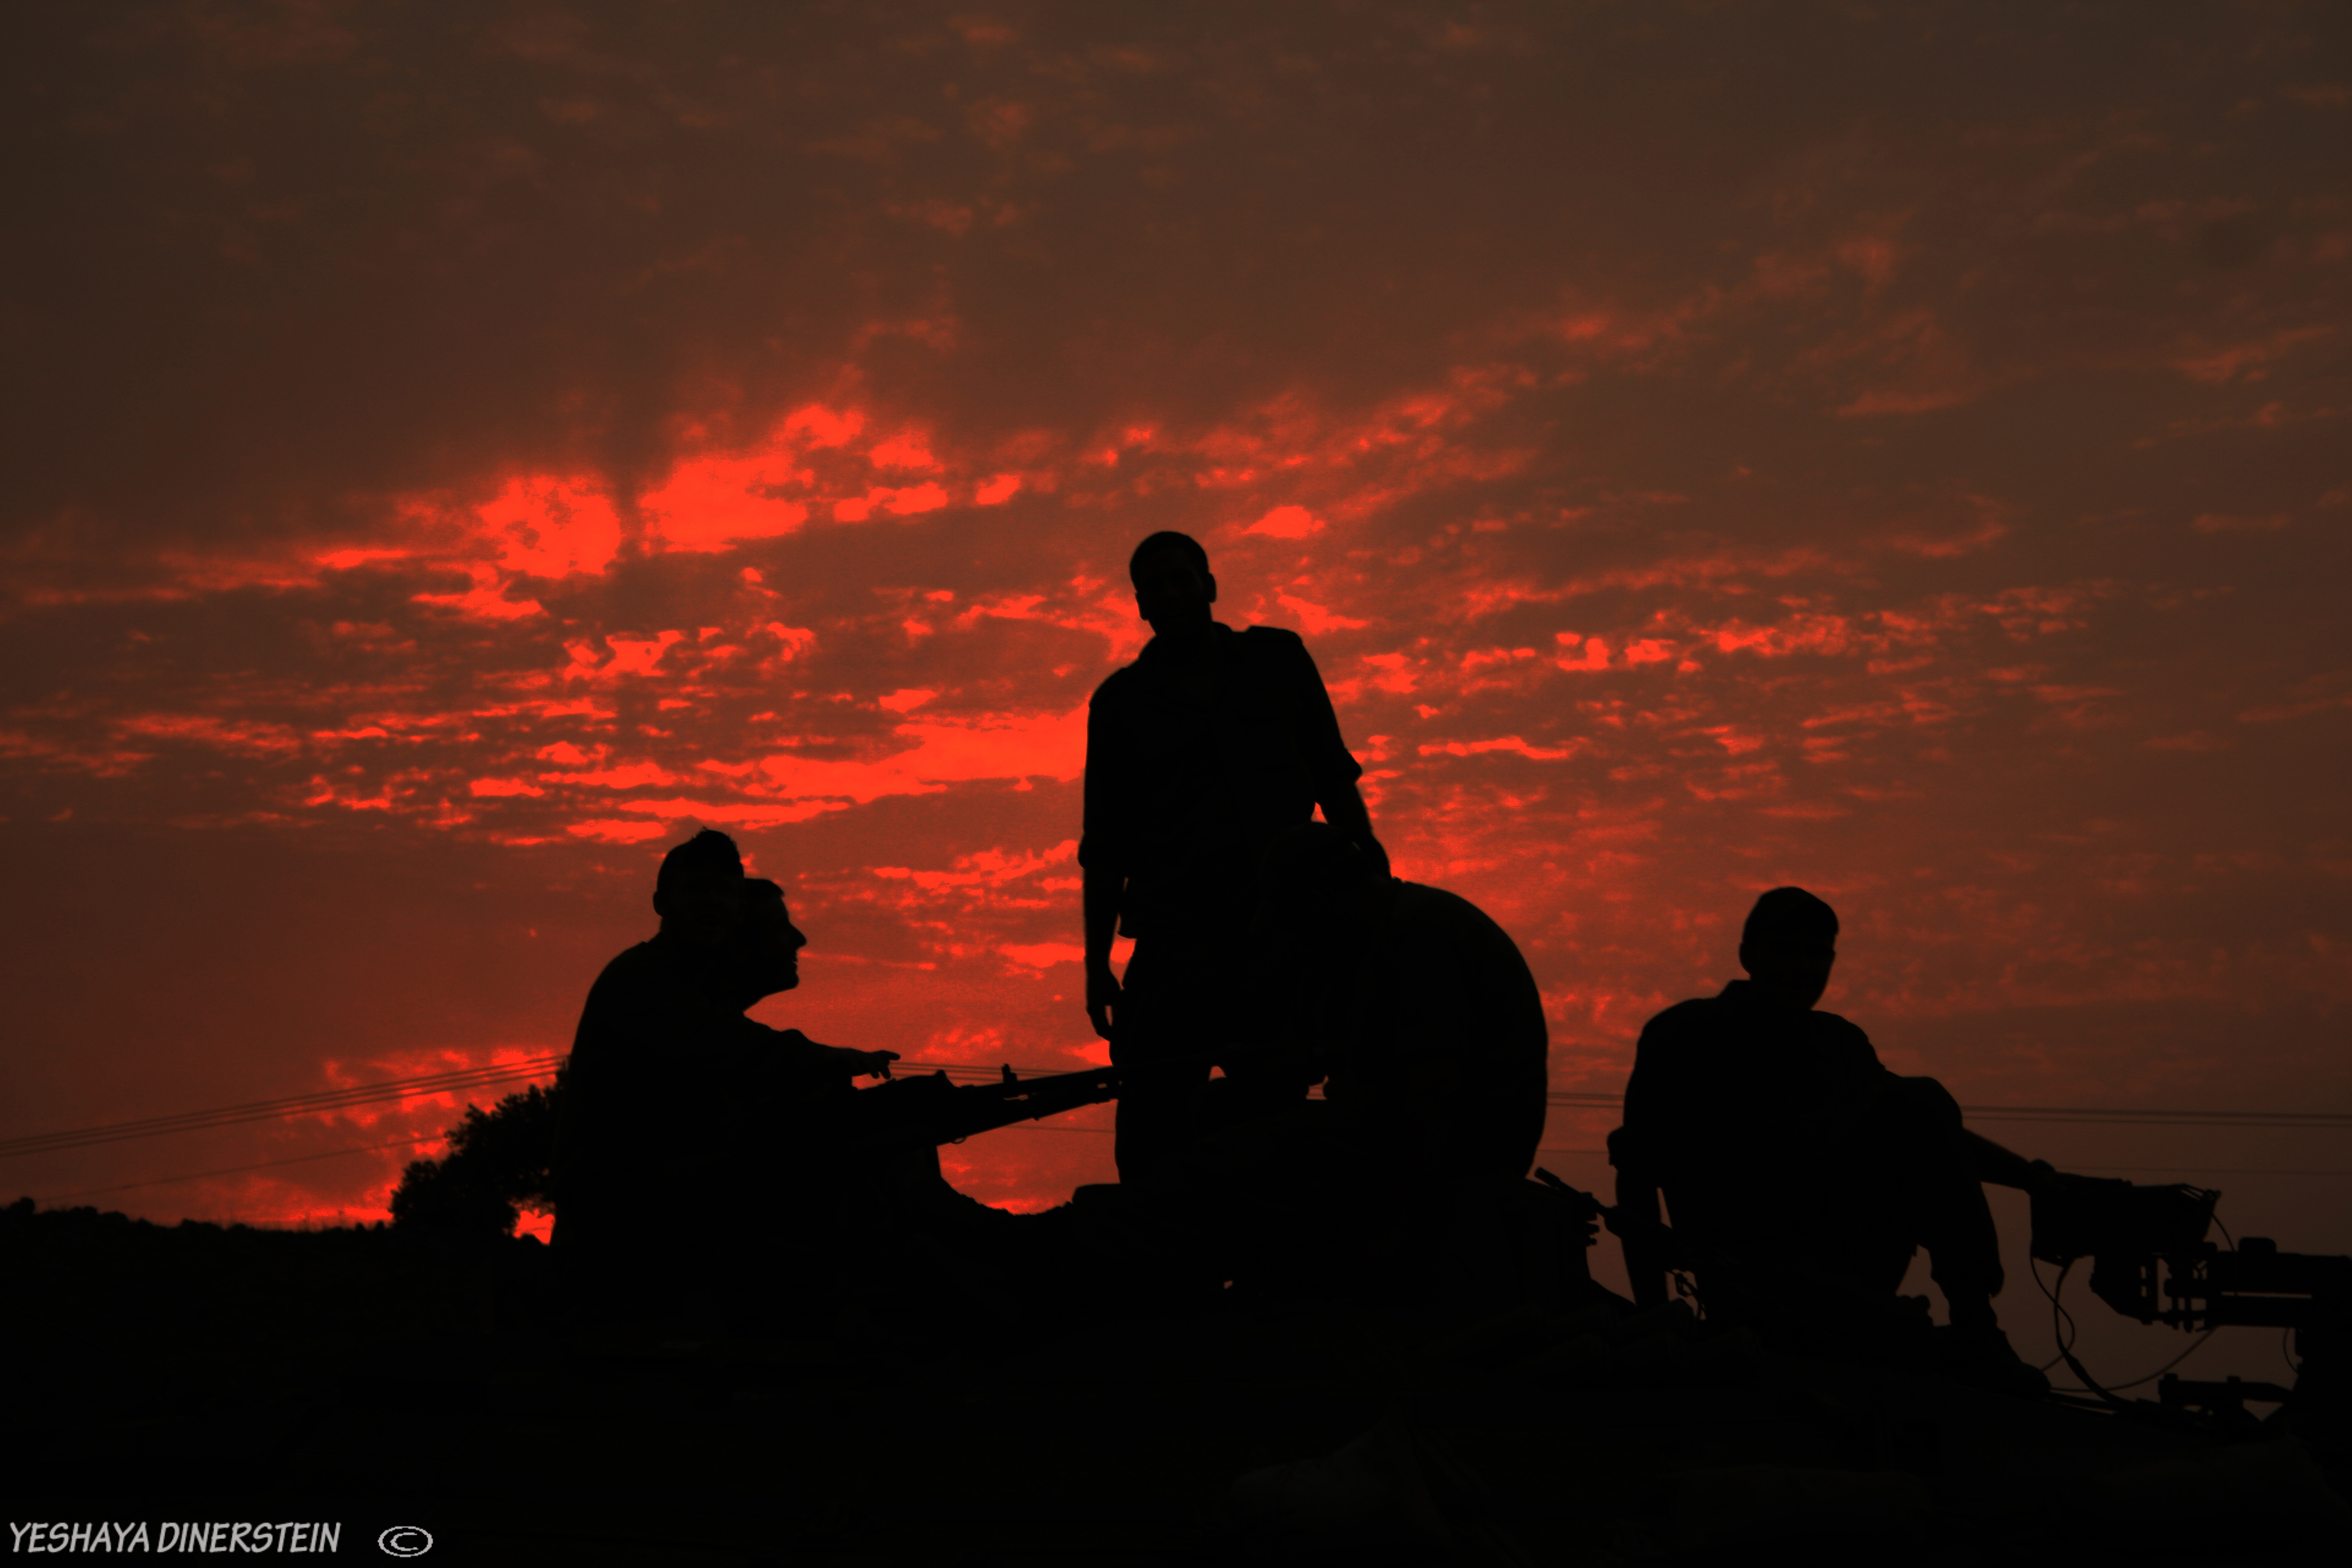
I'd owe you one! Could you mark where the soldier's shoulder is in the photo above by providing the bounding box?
[596,936,664,976]
[572,940,665,1063]
[581,939,665,1005]
[1089,659,1145,707]
[1806,1007,1877,1050]
[1238,624,1316,675]
[1636,994,1732,1047]
[1241,622,1308,652]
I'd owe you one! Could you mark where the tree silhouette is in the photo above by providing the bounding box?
[388,1068,565,1237]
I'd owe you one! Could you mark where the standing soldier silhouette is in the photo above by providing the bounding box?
[1081,531,1386,1184]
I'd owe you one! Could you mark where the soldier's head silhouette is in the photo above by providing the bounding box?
[1129,531,1217,636]
[1738,886,1838,1010]
[654,828,751,948]
[731,877,808,1004]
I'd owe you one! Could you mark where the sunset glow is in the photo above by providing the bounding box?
[1,2,2344,1309]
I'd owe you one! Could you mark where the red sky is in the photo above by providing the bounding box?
[2,2,2347,1357]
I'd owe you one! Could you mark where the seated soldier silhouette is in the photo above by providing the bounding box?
[1203,823,1549,1298]
[1082,531,1387,1186]
[554,829,898,1328]
[1612,887,2053,1394]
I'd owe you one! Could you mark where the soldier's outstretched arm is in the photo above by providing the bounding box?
[1962,1126,2053,1191]
[774,1026,899,1079]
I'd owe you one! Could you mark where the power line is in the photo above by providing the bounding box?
[58,1130,2344,1217]
[45,1131,1619,1211]
[11,1060,1104,1200]
[0,1056,567,1161]
[39,1069,1105,1200]
[1953,1106,2352,1129]
[33,1113,2348,1223]
[6,1057,2345,1169]
[2061,1165,2352,1177]
[0,1055,1071,1164]
[44,1135,448,1202]
[1543,1092,2352,1129]
[0,1057,1044,1163]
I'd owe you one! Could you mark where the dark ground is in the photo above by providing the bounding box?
[3,1200,2346,1566]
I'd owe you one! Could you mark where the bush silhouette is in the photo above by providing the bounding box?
[389,1069,564,1237]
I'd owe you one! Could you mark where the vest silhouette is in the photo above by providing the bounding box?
[1081,531,1385,1184]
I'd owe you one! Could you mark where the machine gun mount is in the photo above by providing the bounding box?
[2031,1177,2348,1446]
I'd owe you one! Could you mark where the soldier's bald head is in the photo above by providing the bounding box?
[1742,886,1838,949]
[1738,886,1838,1010]
[1129,531,1217,635]
[1129,531,1209,582]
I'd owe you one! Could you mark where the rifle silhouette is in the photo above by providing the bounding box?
[848,1063,1122,1147]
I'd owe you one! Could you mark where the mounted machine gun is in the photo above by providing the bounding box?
[1599,1126,2345,1441]
[2030,1175,2348,1445]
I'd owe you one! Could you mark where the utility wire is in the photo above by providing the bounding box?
[47,1131,1618,1207]
[1955,1106,2352,1129]
[0,1056,569,1160]
[34,1063,1100,1199]
[7,1059,2346,1165]
[1544,1091,2352,1128]
[45,1135,449,1202]
[0,1054,1028,1162]
[2060,1165,2352,1177]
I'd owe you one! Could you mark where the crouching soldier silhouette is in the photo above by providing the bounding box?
[554,829,901,1331]
[1201,823,1550,1301]
[1611,887,2053,1394]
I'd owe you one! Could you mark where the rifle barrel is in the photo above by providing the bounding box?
[855,1065,1121,1146]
